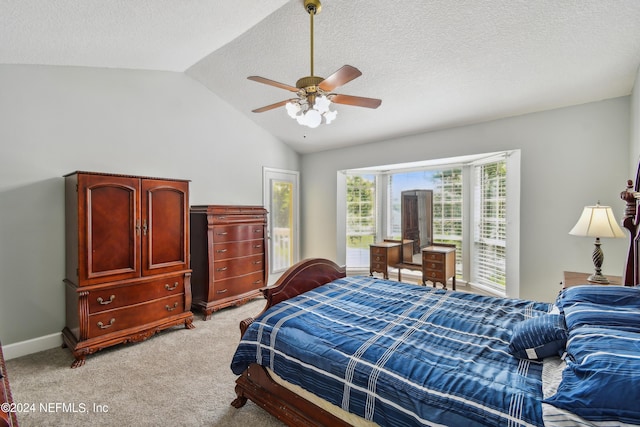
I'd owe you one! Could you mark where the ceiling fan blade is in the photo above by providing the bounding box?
[248,76,299,92]
[318,65,362,91]
[252,99,296,113]
[331,94,382,109]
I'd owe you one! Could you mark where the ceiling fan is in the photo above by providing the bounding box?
[248,0,382,128]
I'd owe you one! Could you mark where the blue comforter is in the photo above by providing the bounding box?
[231,276,552,426]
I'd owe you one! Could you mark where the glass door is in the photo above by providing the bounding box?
[263,167,300,274]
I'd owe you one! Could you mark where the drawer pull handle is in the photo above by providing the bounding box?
[216,216,226,219]
[253,280,263,285]
[216,289,228,294]
[254,229,261,233]
[216,249,228,253]
[97,318,115,329]
[253,244,262,248]
[216,266,228,272]
[253,261,262,265]
[97,295,115,305]
[165,302,179,311]
[216,231,228,236]
[165,282,179,291]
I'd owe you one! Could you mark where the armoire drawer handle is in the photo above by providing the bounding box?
[165,282,178,291]
[253,261,262,265]
[216,249,228,253]
[216,231,228,236]
[253,280,263,285]
[165,302,179,312]
[97,318,115,329]
[216,266,228,272]
[216,289,228,294]
[97,295,115,305]
[253,244,262,249]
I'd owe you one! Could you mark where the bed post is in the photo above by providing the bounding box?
[621,162,640,286]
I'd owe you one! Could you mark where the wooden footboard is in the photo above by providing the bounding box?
[232,258,349,426]
[238,258,346,336]
[232,363,351,427]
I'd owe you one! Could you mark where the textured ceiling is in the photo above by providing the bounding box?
[3,0,640,154]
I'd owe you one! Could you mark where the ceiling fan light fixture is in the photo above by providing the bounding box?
[287,97,337,128]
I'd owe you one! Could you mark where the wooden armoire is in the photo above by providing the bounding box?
[62,171,194,368]
[190,205,268,319]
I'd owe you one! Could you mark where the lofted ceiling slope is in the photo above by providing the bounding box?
[2,0,640,154]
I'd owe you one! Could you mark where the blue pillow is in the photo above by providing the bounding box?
[556,285,640,311]
[508,313,567,360]
[544,327,640,424]
[563,302,640,333]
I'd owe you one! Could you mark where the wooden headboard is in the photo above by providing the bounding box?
[621,162,640,286]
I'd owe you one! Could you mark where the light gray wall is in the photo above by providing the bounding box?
[0,65,299,346]
[300,97,630,303]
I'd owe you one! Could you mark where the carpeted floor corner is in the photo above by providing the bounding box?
[5,298,285,427]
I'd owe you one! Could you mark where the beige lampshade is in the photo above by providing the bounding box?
[569,203,625,238]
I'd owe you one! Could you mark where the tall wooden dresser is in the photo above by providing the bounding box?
[62,171,194,368]
[190,205,268,319]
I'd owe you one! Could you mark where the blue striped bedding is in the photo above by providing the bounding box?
[544,284,640,425]
[231,276,553,426]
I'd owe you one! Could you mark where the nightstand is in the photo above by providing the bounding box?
[422,246,456,290]
[562,271,622,288]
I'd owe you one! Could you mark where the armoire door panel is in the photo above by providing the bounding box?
[141,179,189,276]
[81,175,140,284]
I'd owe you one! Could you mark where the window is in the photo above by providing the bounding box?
[340,150,519,297]
[345,174,376,268]
[472,157,507,291]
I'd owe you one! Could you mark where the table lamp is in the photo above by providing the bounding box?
[569,202,625,284]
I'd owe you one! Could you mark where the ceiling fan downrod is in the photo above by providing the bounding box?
[304,0,322,78]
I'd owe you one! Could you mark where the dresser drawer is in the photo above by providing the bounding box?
[210,214,267,224]
[370,246,388,257]
[88,294,184,338]
[423,252,445,263]
[212,271,265,300]
[423,260,444,270]
[370,253,387,264]
[370,262,387,272]
[212,224,264,243]
[212,254,264,280]
[212,240,264,260]
[88,275,185,314]
[424,269,446,282]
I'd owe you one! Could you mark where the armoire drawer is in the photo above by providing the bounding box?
[212,224,264,243]
[212,271,265,300]
[211,240,264,260]
[88,294,184,338]
[88,275,185,314]
[212,254,264,280]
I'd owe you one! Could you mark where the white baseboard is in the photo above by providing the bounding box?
[2,333,63,360]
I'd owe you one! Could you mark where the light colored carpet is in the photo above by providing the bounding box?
[5,298,285,427]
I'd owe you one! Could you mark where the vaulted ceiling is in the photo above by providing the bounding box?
[3,0,640,154]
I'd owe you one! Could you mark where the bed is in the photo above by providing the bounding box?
[230,172,640,426]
